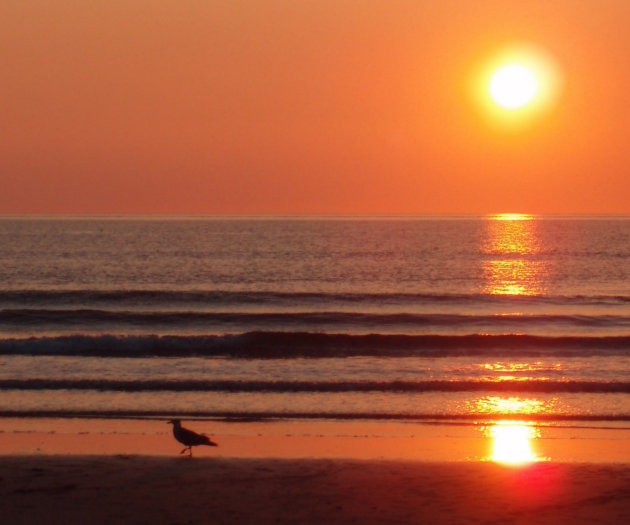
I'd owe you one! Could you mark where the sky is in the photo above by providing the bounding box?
[2,0,630,215]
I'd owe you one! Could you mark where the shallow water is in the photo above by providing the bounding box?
[1,217,630,426]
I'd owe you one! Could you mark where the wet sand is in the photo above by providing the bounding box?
[2,418,630,524]
[2,456,630,524]
[2,417,630,462]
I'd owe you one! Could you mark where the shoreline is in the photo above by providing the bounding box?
[2,417,630,463]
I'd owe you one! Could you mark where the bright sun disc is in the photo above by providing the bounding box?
[489,64,538,109]
[471,43,563,124]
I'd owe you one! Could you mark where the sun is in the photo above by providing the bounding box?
[471,43,563,123]
[489,64,538,109]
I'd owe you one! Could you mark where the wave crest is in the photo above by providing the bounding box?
[2,332,630,358]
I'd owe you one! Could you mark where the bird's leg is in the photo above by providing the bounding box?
[180,448,188,455]
[188,447,193,457]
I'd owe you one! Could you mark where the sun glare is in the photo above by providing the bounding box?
[490,213,534,221]
[490,422,539,464]
[472,43,563,123]
[490,64,538,109]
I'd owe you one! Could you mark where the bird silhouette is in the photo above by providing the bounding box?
[167,419,218,457]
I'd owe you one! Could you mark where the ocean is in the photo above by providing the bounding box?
[2,217,630,427]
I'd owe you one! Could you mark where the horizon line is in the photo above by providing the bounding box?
[2,212,630,220]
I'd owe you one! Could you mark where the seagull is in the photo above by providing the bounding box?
[167,419,218,457]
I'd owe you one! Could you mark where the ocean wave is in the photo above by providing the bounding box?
[2,332,630,358]
[2,289,630,307]
[2,378,630,394]
[0,409,629,423]
[3,308,630,329]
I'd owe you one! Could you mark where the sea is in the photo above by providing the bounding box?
[2,216,630,429]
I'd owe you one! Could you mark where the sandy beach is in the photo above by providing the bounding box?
[1,456,630,525]
[1,418,630,523]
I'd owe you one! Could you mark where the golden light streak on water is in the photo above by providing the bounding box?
[470,396,549,415]
[490,213,535,221]
[483,214,547,296]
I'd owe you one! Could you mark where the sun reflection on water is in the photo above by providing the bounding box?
[481,362,554,372]
[478,361,562,382]
[483,214,547,296]
[470,395,550,415]
[476,216,552,463]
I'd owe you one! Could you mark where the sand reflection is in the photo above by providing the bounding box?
[488,421,540,464]
[483,213,547,296]
[471,396,548,463]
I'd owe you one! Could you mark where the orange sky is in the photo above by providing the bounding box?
[2,1,630,215]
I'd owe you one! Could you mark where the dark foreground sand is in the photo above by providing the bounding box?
[2,456,630,525]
